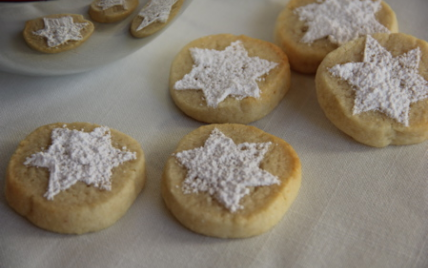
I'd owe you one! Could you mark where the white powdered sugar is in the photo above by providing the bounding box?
[33,16,88,47]
[24,126,136,200]
[174,40,278,107]
[329,35,428,126]
[96,0,127,10]
[136,0,178,31]
[174,128,280,213]
[294,0,389,45]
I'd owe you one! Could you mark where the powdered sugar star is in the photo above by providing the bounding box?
[97,0,127,10]
[174,41,278,107]
[33,16,88,47]
[295,0,389,45]
[329,35,428,126]
[25,126,136,200]
[136,0,178,31]
[174,128,279,213]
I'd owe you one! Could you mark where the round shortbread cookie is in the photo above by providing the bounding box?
[130,0,185,38]
[274,0,398,74]
[89,0,139,23]
[169,34,291,124]
[162,124,301,238]
[315,33,428,147]
[23,14,94,54]
[5,122,146,234]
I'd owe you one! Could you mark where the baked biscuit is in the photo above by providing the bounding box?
[316,33,428,147]
[274,0,398,74]
[23,14,94,54]
[169,34,291,124]
[89,0,139,23]
[130,0,184,38]
[162,124,301,238]
[5,122,146,234]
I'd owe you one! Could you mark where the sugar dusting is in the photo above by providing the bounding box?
[329,35,428,126]
[33,16,88,47]
[136,0,178,31]
[174,41,278,107]
[174,128,280,213]
[96,0,127,10]
[25,126,136,200]
[294,0,389,45]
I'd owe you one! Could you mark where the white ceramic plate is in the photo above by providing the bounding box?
[0,0,192,76]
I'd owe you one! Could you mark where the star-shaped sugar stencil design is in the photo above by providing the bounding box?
[136,0,178,31]
[174,41,278,107]
[329,35,428,126]
[33,16,88,47]
[294,0,390,45]
[24,126,136,200]
[174,128,280,213]
[97,0,127,10]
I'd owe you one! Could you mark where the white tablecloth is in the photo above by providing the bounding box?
[1,0,427,267]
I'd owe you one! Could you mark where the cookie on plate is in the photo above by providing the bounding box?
[89,0,139,23]
[316,33,428,147]
[169,34,291,124]
[23,14,94,54]
[5,122,146,234]
[162,124,301,238]
[130,0,184,38]
[274,0,398,74]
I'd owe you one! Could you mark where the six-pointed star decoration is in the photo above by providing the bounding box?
[97,0,127,10]
[174,128,280,213]
[329,35,428,126]
[25,126,136,200]
[174,41,278,107]
[294,0,389,45]
[33,16,88,47]
[136,0,178,31]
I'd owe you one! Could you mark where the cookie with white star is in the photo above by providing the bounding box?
[316,33,428,147]
[169,34,291,124]
[89,0,139,23]
[130,0,184,38]
[5,122,146,234]
[274,0,398,73]
[23,14,94,54]
[162,124,301,238]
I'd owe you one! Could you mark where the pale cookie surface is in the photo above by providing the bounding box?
[169,34,291,124]
[23,14,94,54]
[89,0,139,23]
[162,124,301,238]
[316,33,428,147]
[130,0,184,38]
[274,0,398,74]
[5,122,146,234]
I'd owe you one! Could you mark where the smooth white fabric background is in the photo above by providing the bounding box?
[0,0,427,267]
